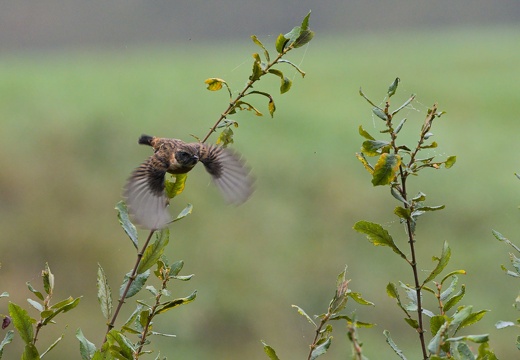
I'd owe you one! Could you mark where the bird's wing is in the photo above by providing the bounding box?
[123,155,171,230]
[199,144,254,204]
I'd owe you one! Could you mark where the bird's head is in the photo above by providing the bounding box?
[175,150,199,167]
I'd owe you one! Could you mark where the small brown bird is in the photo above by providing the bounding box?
[124,134,253,230]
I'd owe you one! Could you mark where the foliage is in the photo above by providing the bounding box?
[353,79,494,359]
[1,264,80,359]
[0,11,313,359]
[263,266,374,360]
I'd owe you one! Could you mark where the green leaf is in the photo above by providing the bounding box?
[217,127,234,146]
[106,330,134,360]
[358,125,375,140]
[310,337,331,360]
[372,107,388,121]
[492,230,520,252]
[21,344,39,360]
[26,283,44,302]
[447,334,489,343]
[362,140,390,156]
[291,305,316,326]
[495,320,516,329]
[423,241,451,285]
[156,290,197,314]
[261,340,280,360]
[164,174,188,200]
[97,264,112,320]
[8,302,34,345]
[40,334,64,358]
[459,310,488,330]
[280,76,292,94]
[386,282,399,299]
[204,78,226,91]
[251,35,270,62]
[388,77,400,97]
[293,29,314,48]
[430,315,447,336]
[404,317,419,330]
[276,59,306,77]
[444,285,466,313]
[395,118,407,134]
[394,206,411,220]
[353,221,407,260]
[391,186,408,205]
[120,270,150,299]
[445,156,457,168]
[42,296,81,325]
[250,55,263,81]
[42,263,54,295]
[275,33,288,53]
[348,292,374,306]
[0,330,14,358]
[27,298,43,312]
[268,98,276,117]
[392,94,416,116]
[137,229,170,274]
[384,330,408,360]
[77,328,97,360]
[355,152,374,174]
[372,153,401,186]
[115,201,138,250]
[172,203,193,223]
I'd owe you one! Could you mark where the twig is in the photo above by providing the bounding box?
[103,230,156,343]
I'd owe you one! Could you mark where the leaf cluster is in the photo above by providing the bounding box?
[2,263,80,359]
[202,11,313,145]
[262,267,374,360]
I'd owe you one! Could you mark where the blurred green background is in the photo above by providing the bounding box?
[1,1,520,359]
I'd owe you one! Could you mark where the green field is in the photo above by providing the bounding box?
[1,26,520,359]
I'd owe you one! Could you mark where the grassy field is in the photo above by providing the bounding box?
[1,25,520,359]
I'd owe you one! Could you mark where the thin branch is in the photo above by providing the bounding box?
[201,45,295,143]
[103,229,156,343]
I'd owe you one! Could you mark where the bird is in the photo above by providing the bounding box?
[123,134,253,230]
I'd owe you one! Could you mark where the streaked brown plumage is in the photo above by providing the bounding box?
[124,134,253,230]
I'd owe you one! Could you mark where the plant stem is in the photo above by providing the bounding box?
[103,230,155,343]
[307,314,329,360]
[201,45,294,143]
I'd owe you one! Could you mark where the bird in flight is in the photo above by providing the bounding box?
[124,134,253,230]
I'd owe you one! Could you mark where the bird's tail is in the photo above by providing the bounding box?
[138,134,154,146]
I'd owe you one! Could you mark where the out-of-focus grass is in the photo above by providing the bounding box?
[1,26,520,358]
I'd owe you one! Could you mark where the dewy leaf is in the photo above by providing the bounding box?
[261,340,281,360]
[115,201,138,250]
[137,228,170,274]
[310,337,331,360]
[165,173,188,199]
[291,305,316,326]
[353,221,407,260]
[372,153,401,186]
[97,264,112,320]
[384,330,408,360]
[423,241,451,285]
[76,328,97,360]
[8,302,34,345]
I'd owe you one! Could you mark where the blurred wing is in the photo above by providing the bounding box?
[123,156,171,230]
[200,144,254,204]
